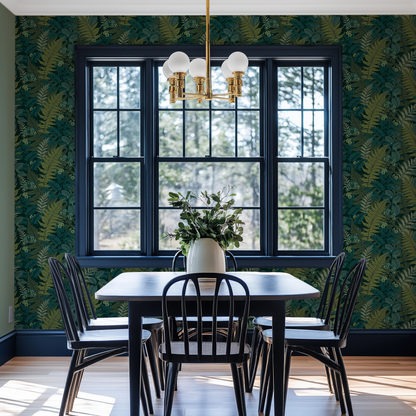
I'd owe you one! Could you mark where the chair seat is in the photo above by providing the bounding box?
[263,328,346,348]
[159,341,250,363]
[70,328,151,349]
[254,316,329,330]
[86,316,163,330]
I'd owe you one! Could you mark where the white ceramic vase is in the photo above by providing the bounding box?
[186,238,226,274]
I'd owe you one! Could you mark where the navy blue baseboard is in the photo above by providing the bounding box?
[0,331,16,365]
[0,329,415,358]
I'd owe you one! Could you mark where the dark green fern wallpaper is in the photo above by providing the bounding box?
[15,15,416,330]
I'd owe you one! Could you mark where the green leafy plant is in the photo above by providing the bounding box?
[166,187,244,256]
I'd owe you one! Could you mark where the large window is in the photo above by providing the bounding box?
[75,46,342,268]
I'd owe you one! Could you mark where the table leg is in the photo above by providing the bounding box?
[272,300,286,416]
[129,302,143,416]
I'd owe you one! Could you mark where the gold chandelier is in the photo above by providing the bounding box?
[162,0,248,104]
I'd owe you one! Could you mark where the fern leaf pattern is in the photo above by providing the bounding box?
[13,14,416,330]
[38,38,64,80]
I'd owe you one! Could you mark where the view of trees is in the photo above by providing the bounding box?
[91,63,325,252]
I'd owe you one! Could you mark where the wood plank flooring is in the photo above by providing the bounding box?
[0,356,415,415]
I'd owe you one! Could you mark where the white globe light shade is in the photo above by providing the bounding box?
[221,60,233,79]
[168,51,190,73]
[189,58,206,78]
[162,60,174,78]
[227,51,249,72]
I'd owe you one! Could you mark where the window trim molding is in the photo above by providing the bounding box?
[75,45,343,268]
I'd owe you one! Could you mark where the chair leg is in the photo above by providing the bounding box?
[164,362,179,416]
[242,360,250,393]
[66,349,87,413]
[258,343,271,413]
[330,347,346,415]
[283,346,292,412]
[335,348,354,416]
[247,326,262,392]
[321,347,334,394]
[146,336,161,398]
[59,350,80,416]
[264,360,274,416]
[157,328,165,391]
[230,363,244,416]
[237,364,247,416]
[141,380,149,416]
[142,352,154,414]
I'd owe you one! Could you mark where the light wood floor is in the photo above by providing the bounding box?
[0,356,415,415]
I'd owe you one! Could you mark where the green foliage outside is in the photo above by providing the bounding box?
[14,14,416,330]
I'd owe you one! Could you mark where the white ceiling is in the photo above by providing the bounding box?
[1,0,416,16]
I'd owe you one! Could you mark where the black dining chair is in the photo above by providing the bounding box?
[65,253,164,396]
[48,257,154,416]
[247,251,346,393]
[259,258,366,416]
[158,272,251,416]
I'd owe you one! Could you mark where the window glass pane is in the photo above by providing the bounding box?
[94,162,140,207]
[278,111,301,157]
[185,111,209,157]
[278,67,301,109]
[239,66,260,109]
[120,111,141,156]
[159,209,183,250]
[159,162,260,207]
[159,67,182,109]
[159,111,183,156]
[278,209,324,250]
[93,67,117,109]
[304,111,324,157]
[120,67,140,109]
[185,73,209,109]
[212,111,235,156]
[239,209,260,250]
[278,163,324,207]
[93,111,117,157]
[303,67,324,109]
[212,66,234,109]
[94,209,140,250]
[238,111,260,156]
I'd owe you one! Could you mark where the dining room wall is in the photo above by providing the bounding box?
[14,15,416,331]
[0,3,16,338]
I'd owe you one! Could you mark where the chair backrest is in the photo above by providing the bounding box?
[172,249,238,272]
[48,257,81,343]
[316,252,346,325]
[162,273,250,362]
[332,258,367,340]
[65,253,97,329]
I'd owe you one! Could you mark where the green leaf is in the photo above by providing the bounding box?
[38,38,64,80]
[320,16,343,43]
[159,16,181,44]
[362,38,387,80]
[38,200,63,242]
[38,91,65,135]
[78,16,99,43]
[364,307,388,329]
[42,308,62,329]
[38,145,64,189]
[361,145,388,189]
[362,199,387,242]
[240,16,261,44]
[361,92,388,135]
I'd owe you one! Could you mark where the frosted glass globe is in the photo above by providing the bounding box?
[221,60,233,79]
[189,58,206,78]
[163,61,174,78]
[168,51,190,73]
[227,51,249,72]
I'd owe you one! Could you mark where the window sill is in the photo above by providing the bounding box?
[76,255,336,269]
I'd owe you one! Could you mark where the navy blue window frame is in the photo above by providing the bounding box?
[75,45,343,268]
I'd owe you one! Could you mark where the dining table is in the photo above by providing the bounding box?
[95,271,320,416]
